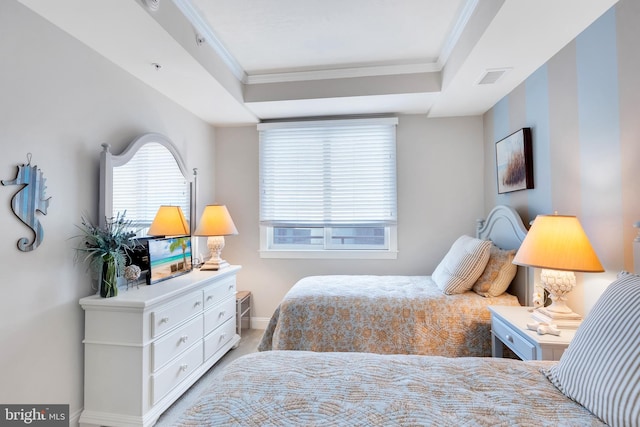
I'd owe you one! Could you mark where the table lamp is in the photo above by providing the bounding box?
[194,204,238,270]
[513,213,604,328]
[148,205,190,236]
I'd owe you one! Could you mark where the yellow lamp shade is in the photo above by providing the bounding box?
[194,205,238,237]
[513,214,603,272]
[147,205,190,236]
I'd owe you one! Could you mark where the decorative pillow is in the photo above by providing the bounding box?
[472,245,517,297]
[543,271,640,427]
[432,235,491,295]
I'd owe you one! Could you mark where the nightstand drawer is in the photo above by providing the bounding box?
[492,316,536,360]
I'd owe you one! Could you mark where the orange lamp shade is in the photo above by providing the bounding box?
[147,205,190,236]
[194,205,238,237]
[513,214,603,272]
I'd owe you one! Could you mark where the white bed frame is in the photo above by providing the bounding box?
[476,205,532,306]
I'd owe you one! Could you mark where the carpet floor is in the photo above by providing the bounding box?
[154,328,263,426]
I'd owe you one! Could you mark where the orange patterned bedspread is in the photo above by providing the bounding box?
[258,275,520,356]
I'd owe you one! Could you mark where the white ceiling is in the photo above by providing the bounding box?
[18,0,618,126]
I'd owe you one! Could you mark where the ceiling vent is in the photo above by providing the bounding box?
[477,68,511,85]
[143,0,160,12]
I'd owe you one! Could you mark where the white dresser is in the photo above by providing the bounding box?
[79,266,241,427]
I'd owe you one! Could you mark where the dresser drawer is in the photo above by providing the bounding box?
[204,296,235,335]
[152,316,204,372]
[204,318,235,361]
[204,276,236,309]
[492,316,536,360]
[152,341,203,404]
[151,291,203,338]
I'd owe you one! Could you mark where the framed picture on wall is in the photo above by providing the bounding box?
[495,128,533,194]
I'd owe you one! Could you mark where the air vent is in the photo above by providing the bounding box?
[143,0,160,11]
[477,68,511,85]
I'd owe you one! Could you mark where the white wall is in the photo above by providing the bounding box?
[0,1,216,422]
[215,115,485,324]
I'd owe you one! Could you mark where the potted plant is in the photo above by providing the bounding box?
[75,212,139,297]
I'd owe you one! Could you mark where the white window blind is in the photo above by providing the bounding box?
[259,117,397,227]
[112,142,190,227]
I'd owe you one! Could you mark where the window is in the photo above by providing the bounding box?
[112,142,190,234]
[258,117,398,259]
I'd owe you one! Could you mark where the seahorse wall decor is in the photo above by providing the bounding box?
[1,154,51,252]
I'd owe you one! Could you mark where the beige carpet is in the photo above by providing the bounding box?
[155,328,263,426]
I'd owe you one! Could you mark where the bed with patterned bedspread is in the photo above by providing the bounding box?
[258,206,532,357]
[258,274,519,356]
[178,270,640,427]
[175,351,603,427]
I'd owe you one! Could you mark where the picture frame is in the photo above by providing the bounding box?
[495,128,533,194]
[147,236,193,284]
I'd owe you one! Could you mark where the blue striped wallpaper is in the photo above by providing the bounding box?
[485,2,635,312]
[525,65,552,216]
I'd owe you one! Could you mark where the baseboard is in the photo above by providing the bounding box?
[70,407,82,426]
[250,317,269,330]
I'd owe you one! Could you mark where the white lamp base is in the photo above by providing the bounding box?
[532,268,583,329]
[200,235,230,271]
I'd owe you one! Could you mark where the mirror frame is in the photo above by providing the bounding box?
[99,133,193,230]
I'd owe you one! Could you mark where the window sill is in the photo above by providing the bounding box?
[259,249,398,260]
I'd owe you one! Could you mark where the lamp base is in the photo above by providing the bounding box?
[200,235,230,271]
[532,307,582,329]
[533,268,582,329]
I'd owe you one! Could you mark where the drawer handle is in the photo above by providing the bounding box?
[160,317,170,324]
[505,334,514,343]
[180,335,189,343]
[180,364,189,372]
[194,301,202,307]
[220,333,226,341]
[207,295,213,301]
[219,310,226,317]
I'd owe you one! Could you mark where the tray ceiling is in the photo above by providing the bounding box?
[18,0,618,125]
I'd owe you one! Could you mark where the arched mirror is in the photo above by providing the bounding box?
[99,133,193,235]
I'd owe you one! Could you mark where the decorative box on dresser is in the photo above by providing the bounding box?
[489,305,576,361]
[79,266,241,427]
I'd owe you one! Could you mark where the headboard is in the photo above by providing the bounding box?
[476,205,532,306]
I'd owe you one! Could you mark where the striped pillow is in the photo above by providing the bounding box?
[433,235,491,294]
[472,245,517,297]
[543,271,640,427]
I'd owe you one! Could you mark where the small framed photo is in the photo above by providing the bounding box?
[495,128,533,194]
[147,236,193,284]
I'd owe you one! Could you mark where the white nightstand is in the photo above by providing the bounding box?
[488,305,576,361]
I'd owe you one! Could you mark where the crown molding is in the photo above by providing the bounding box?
[437,0,479,69]
[246,62,440,85]
[173,0,476,86]
[172,0,247,82]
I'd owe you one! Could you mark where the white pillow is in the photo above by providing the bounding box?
[544,271,640,427]
[432,235,491,295]
[472,245,517,297]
